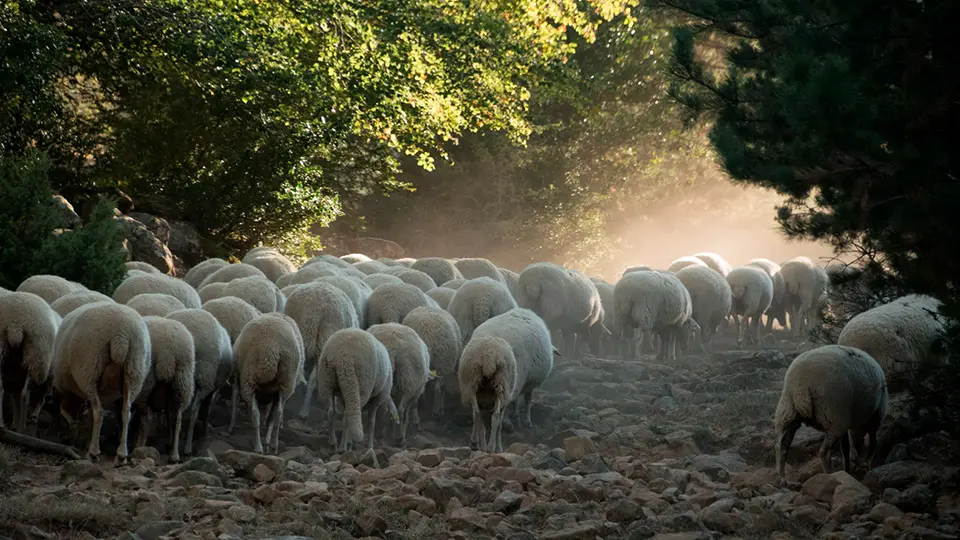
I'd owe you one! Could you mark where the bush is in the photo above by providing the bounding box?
[0,151,127,293]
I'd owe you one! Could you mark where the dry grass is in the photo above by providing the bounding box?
[0,495,133,538]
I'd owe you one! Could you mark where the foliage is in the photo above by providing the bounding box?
[0,152,127,293]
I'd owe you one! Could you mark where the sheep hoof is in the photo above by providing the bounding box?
[114,455,130,467]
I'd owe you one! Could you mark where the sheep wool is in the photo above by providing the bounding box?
[341,253,373,264]
[774,345,888,479]
[353,260,389,275]
[454,258,505,285]
[50,290,113,318]
[202,296,263,344]
[498,268,519,299]
[365,282,439,326]
[197,262,268,289]
[125,261,162,275]
[367,323,430,447]
[395,269,438,293]
[613,271,692,362]
[666,256,708,274]
[621,265,653,278]
[0,292,61,431]
[277,263,343,288]
[426,287,456,310]
[184,258,230,289]
[395,258,417,267]
[242,248,297,283]
[693,252,733,277]
[222,275,284,313]
[458,335,518,452]
[411,258,463,286]
[402,306,463,417]
[448,277,519,343]
[746,258,788,331]
[314,275,372,328]
[590,279,623,357]
[17,274,83,304]
[363,273,405,290]
[441,278,468,290]
[113,273,202,309]
[675,265,733,351]
[302,254,352,269]
[126,293,187,317]
[779,256,830,337]
[230,313,305,454]
[726,266,774,346]
[514,263,604,357]
[198,281,229,304]
[53,302,151,462]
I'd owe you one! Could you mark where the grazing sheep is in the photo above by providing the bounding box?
[134,316,196,463]
[441,278,468,290]
[17,274,83,304]
[614,271,692,362]
[184,258,230,289]
[589,279,622,357]
[113,273,202,309]
[284,282,360,419]
[50,290,113,318]
[198,262,268,289]
[411,258,463,286]
[0,292,60,431]
[395,258,417,267]
[302,254,352,269]
[448,277,519,343]
[693,252,733,277]
[471,308,555,429]
[666,256,708,273]
[515,263,605,357]
[426,287,456,310]
[368,323,430,447]
[317,328,398,464]
[230,313,305,454]
[779,256,830,337]
[363,273,405,290]
[402,306,463,417]
[458,336,518,452]
[125,261,162,275]
[222,275,284,313]
[198,281,229,304]
[837,294,947,391]
[498,268,519,298]
[726,266,774,346]
[353,260,389,275]
[314,275,372,328]
[377,257,401,267]
[126,293,187,317]
[166,309,234,456]
[366,283,439,326]
[454,258,505,284]
[280,284,301,298]
[202,296,262,344]
[622,265,653,277]
[242,247,297,283]
[775,345,888,480]
[53,302,151,462]
[675,265,733,350]
[341,253,373,264]
[277,263,343,288]
[395,269,438,293]
[747,258,788,331]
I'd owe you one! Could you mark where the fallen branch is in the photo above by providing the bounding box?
[0,427,82,460]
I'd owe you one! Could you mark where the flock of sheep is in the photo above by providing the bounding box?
[0,248,949,482]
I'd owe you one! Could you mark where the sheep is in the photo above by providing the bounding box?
[454,258,505,284]
[283,282,360,419]
[774,344,888,480]
[134,316,196,463]
[837,294,947,391]
[447,277,519,343]
[245,246,282,258]
[693,252,733,277]
[353,260,388,275]
[314,275,372,327]
[126,293,187,317]
[395,269,438,292]
[411,258,462,285]
[53,302,151,462]
[367,323,431,447]
[230,312,305,454]
[125,261,162,275]
[302,254,352,269]
[166,308,234,456]
[198,282,228,304]
[184,258,230,289]
[221,275,284,313]
[363,273,405,290]
[426,287,456,310]
[243,249,297,283]
[198,262,268,289]
[280,284,301,298]
[402,306,463,417]
[366,282,439,326]
[498,268,519,298]
[471,308,555,429]
[457,335,518,452]
[666,256,708,273]
[377,257,401,267]
[395,258,417,267]
[316,328,398,465]
[441,278,468,290]
[0,292,60,431]
[16,275,83,304]
[113,273,202,309]
[622,265,653,277]
[779,256,830,337]
[589,279,622,357]
[202,296,262,344]
[746,258,788,331]
[675,265,733,350]
[277,263,343,288]
[341,253,373,264]
[613,271,692,362]
[726,266,774,346]
[50,290,113,318]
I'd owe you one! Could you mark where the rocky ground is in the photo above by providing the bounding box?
[2,330,959,540]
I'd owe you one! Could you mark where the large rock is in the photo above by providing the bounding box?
[52,195,82,229]
[167,220,203,266]
[115,216,175,275]
[127,212,171,245]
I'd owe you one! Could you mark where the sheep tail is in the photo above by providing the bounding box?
[473,301,492,330]
[5,324,24,348]
[336,361,364,443]
[110,335,132,368]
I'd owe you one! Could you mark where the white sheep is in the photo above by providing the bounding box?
[0,292,60,431]
[113,273,202,309]
[17,274,83,304]
[230,312,305,454]
[837,294,947,391]
[202,296,262,344]
[365,282,439,326]
[353,260,389,275]
[50,290,113,318]
[198,281,228,304]
[222,275,284,313]
[622,265,653,277]
[197,262,268,289]
[314,275,372,328]
[395,258,417,267]
[458,335,518,452]
[395,269,438,292]
[341,253,373,264]
[515,263,605,357]
[779,256,830,337]
[283,282,360,419]
[726,266,774,346]
[277,263,343,288]
[242,247,297,283]
[454,258,505,284]
[693,252,733,277]
[184,258,230,289]
[317,328,398,465]
[126,293,187,317]
[411,258,463,286]
[426,287,456,310]
[377,257,401,266]
[166,308,234,456]
[53,302,151,463]
[613,271,692,362]
[774,344,888,480]
[441,278,468,290]
[471,308,555,429]
[666,256,708,274]
[303,254,352,269]
[498,268,519,298]
[280,284,302,298]
[746,258,788,331]
[134,316,196,463]
[363,273,405,290]
[448,277,519,343]
[675,265,733,351]
[367,323,430,447]
[401,306,463,417]
[589,279,622,357]
[125,261,162,275]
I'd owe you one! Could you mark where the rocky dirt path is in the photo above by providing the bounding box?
[2,333,958,540]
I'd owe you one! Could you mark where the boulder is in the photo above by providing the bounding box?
[167,220,204,267]
[52,195,82,229]
[115,216,176,275]
[127,212,171,245]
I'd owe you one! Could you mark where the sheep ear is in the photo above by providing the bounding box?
[552,346,562,357]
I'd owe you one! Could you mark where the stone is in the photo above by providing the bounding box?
[801,473,841,504]
[253,463,277,483]
[493,490,523,513]
[127,212,172,245]
[52,195,82,228]
[863,461,932,491]
[167,220,204,266]
[134,521,185,540]
[59,460,104,481]
[700,498,743,533]
[221,450,285,481]
[563,436,598,461]
[115,216,175,275]
[165,471,223,488]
